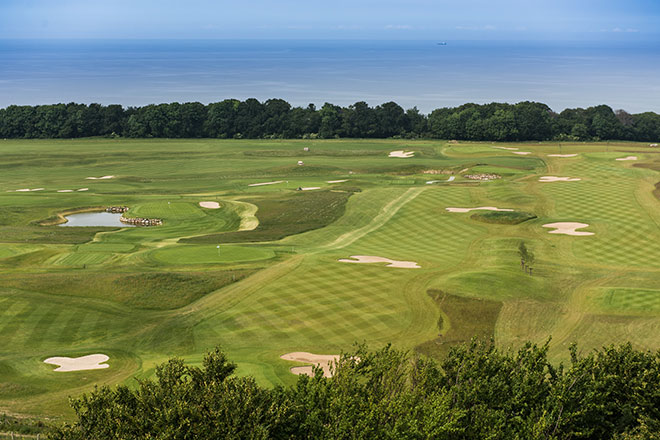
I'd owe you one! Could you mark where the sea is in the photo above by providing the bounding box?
[1,39,659,113]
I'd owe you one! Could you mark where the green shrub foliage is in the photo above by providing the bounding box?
[52,342,660,439]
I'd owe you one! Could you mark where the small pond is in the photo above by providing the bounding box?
[59,212,135,227]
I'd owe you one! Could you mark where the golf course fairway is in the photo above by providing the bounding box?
[0,138,658,420]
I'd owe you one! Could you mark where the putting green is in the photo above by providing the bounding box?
[150,244,276,264]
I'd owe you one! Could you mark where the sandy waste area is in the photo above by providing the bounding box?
[446,206,514,213]
[616,156,637,161]
[542,222,594,236]
[338,255,420,269]
[427,176,456,184]
[86,175,115,180]
[199,201,220,209]
[281,352,341,377]
[44,354,110,372]
[388,150,415,158]
[539,176,581,182]
[248,180,284,187]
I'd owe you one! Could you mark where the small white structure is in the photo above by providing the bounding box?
[297,161,304,166]
[303,147,310,152]
[651,144,658,147]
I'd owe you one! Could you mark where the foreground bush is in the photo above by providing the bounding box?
[52,342,660,439]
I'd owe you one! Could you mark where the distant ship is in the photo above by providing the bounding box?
[437,42,447,46]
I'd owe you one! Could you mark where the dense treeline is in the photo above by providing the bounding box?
[1,100,659,142]
[53,342,660,439]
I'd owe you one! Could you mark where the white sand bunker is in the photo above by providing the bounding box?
[77,188,89,192]
[389,150,415,158]
[542,222,594,236]
[15,188,44,192]
[327,179,348,183]
[248,180,284,187]
[86,175,115,180]
[199,201,220,209]
[492,146,518,150]
[300,187,320,191]
[338,255,420,269]
[513,151,532,155]
[548,154,578,158]
[446,206,514,213]
[281,352,340,378]
[57,190,74,193]
[44,354,109,372]
[426,176,456,184]
[539,176,581,182]
[616,156,638,161]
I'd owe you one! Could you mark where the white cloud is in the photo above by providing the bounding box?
[385,24,413,30]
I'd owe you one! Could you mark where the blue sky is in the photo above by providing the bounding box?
[1,0,659,40]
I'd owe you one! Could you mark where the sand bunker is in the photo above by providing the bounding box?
[327,179,348,183]
[199,201,220,209]
[86,175,115,180]
[542,222,594,236]
[616,156,638,161]
[446,206,514,213]
[548,154,578,158]
[57,190,74,193]
[300,187,320,191]
[281,352,340,378]
[426,176,456,184]
[15,188,44,192]
[338,255,420,269]
[77,188,89,192]
[389,150,415,158]
[44,354,109,372]
[513,151,532,155]
[248,180,284,187]
[539,176,581,182]
[492,146,519,150]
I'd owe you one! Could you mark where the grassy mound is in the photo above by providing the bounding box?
[470,210,537,224]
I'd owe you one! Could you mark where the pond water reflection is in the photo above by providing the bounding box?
[59,212,134,227]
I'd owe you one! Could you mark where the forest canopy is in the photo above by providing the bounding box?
[1,100,659,142]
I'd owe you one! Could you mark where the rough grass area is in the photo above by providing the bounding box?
[0,270,256,310]
[416,290,502,359]
[0,413,51,437]
[243,149,383,157]
[0,226,108,244]
[470,210,537,224]
[182,190,351,244]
